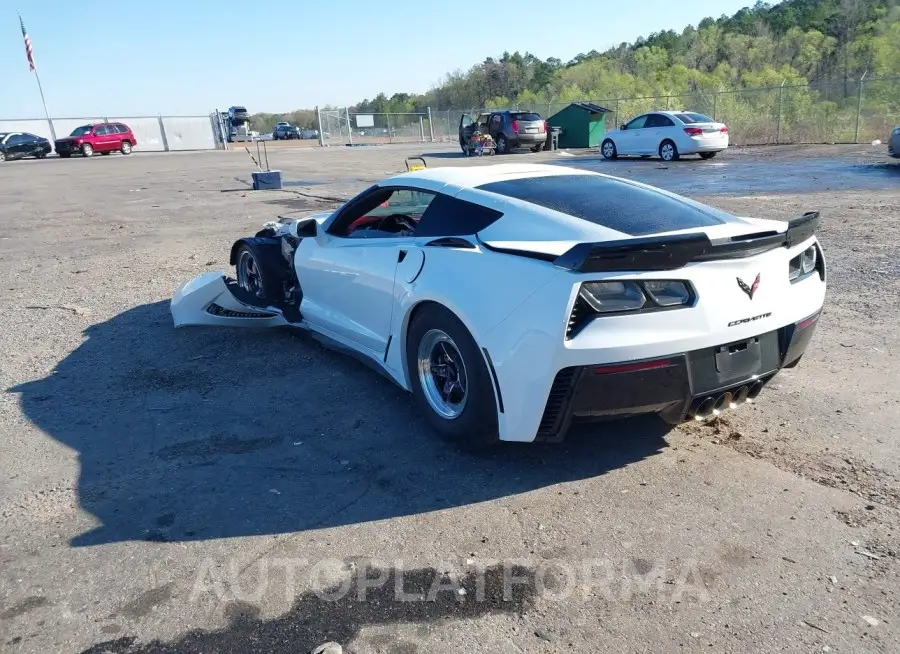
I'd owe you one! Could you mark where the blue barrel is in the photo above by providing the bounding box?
[252,169,283,190]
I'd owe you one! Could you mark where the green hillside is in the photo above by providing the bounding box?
[255,0,900,143]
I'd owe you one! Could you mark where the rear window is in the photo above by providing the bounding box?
[476,174,727,236]
[512,113,542,121]
[675,112,714,124]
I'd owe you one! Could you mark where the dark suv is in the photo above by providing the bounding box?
[459,110,547,154]
[273,124,301,140]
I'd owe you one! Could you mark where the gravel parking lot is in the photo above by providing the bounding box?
[1,142,898,653]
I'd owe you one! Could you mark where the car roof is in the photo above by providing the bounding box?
[384,163,774,245]
[386,163,568,188]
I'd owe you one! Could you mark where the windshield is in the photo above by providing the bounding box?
[676,112,715,124]
[69,125,93,136]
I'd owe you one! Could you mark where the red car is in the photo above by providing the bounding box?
[54,122,136,158]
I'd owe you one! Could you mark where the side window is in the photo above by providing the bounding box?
[93,125,109,136]
[113,124,126,133]
[490,115,502,130]
[416,194,504,237]
[646,114,674,128]
[329,187,437,239]
[8,134,24,144]
[626,115,648,130]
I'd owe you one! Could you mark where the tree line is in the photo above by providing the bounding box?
[251,0,900,142]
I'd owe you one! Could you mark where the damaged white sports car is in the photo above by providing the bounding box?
[171,163,826,447]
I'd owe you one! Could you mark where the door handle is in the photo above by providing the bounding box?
[398,250,407,262]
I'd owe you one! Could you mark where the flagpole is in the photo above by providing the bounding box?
[32,67,56,142]
[18,11,56,142]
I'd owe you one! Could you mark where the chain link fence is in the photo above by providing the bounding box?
[372,77,900,149]
[318,109,431,145]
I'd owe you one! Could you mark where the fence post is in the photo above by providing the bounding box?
[776,80,785,144]
[614,99,620,130]
[427,107,435,142]
[158,115,170,152]
[712,92,718,121]
[386,113,392,144]
[854,71,867,144]
[419,116,425,142]
[316,105,324,147]
[346,107,353,145]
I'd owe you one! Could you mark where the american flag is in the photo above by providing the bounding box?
[20,14,36,72]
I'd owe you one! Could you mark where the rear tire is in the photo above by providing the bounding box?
[120,141,132,155]
[406,304,499,450]
[495,135,508,154]
[659,139,679,162]
[699,151,717,160]
[0,152,6,162]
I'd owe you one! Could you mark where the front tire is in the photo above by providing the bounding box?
[406,304,499,449]
[234,243,281,305]
[601,139,617,160]
[0,151,6,162]
[659,139,679,162]
[81,143,94,158]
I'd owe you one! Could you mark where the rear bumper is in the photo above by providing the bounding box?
[534,311,821,441]
[686,139,729,153]
[513,132,546,144]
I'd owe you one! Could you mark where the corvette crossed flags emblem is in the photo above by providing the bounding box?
[736,273,761,300]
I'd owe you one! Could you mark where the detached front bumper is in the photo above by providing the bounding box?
[534,311,821,441]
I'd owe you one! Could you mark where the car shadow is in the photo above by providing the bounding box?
[418,151,466,159]
[9,300,671,548]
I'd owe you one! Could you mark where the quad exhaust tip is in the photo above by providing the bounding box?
[692,381,763,420]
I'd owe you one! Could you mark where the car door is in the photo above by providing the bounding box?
[94,125,113,152]
[5,134,25,159]
[296,186,436,354]
[21,134,38,157]
[618,114,649,155]
[643,113,675,154]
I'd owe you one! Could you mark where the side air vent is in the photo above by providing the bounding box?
[536,367,579,440]
[566,295,594,339]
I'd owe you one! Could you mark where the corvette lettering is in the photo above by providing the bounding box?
[728,312,772,327]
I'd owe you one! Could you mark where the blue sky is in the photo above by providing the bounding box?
[3,0,758,118]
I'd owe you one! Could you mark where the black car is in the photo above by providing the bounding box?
[0,131,52,162]
[273,124,301,140]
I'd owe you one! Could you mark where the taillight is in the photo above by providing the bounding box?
[512,120,519,133]
[540,121,547,133]
[684,127,703,136]
[720,126,728,133]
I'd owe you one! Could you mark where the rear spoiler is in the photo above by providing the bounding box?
[553,211,820,273]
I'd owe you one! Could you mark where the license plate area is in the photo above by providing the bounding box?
[715,336,761,377]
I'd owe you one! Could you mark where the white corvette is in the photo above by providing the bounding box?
[171,162,826,447]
